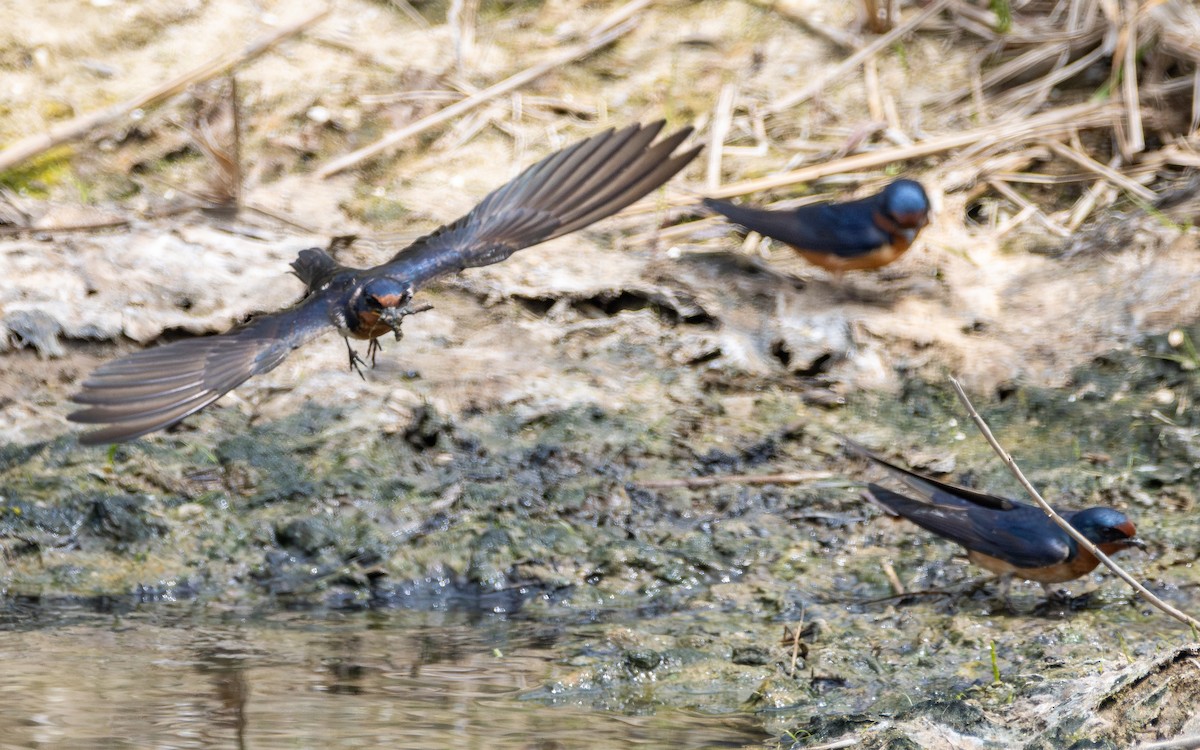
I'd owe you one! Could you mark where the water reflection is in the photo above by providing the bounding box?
[0,605,765,749]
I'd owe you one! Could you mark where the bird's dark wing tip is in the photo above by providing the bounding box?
[863,484,903,516]
[840,436,876,461]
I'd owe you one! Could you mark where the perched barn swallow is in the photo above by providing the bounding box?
[69,121,701,445]
[848,441,1143,586]
[703,179,930,272]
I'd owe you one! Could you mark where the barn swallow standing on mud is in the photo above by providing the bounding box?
[847,441,1143,587]
[68,121,701,445]
[703,179,930,272]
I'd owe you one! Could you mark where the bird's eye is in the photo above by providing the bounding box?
[366,295,383,310]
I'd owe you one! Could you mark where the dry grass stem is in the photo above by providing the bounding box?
[1119,0,1145,156]
[787,604,806,677]
[387,0,430,28]
[1043,140,1157,202]
[863,56,884,122]
[695,101,1119,202]
[0,6,329,174]
[988,179,1071,236]
[992,45,1107,114]
[1064,178,1113,231]
[766,0,953,114]
[315,1,647,178]
[448,0,479,73]
[994,203,1039,237]
[1140,734,1200,750]
[949,377,1200,632]
[803,738,860,750]
[637,471,834,490]
[622,101,1119,226]
[881,560,905,595]
[186,77,242,211]
[749,0,864,51]
[0,218,132,237]
[706,84,738,192]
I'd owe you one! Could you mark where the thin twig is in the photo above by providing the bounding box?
[637,471,834,489]
[766,0,952,114]
[315,0,648,178]
[949,377,1200,632]
[856,589,954,605]
[1140,735,1200,750]
[802,738,860,750]
[0,7,330,174]
[789,604,806,677]
[749,0,864,51]
[0,218,131,237]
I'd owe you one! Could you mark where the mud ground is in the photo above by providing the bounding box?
[1,1,1199,747]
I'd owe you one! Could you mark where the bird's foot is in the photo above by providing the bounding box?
[345,339,369,380]
[1031,586,1097,616]
[1040,584,1073,602]
[366,337,383,367]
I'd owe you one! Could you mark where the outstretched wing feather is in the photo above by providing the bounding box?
[379,121,700,287]
[68,295,332,444]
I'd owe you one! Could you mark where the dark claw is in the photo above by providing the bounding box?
[344,338,368,380]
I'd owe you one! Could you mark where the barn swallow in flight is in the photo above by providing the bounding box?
[847,441,1143,587]
[68,121,701,445]
[703,179,930,272]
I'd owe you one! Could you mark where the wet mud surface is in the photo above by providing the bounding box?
[2,1,1200,747]
[2,340,1199,747]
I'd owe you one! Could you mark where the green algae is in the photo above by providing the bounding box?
[0,332,1198,745]
[0,145,74,197]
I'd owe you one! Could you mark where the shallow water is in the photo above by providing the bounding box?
[0,602,767,750]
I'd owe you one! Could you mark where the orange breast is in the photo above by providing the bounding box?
[967,549,1101,584]
[348,311,389,340]
[794,241,909,273]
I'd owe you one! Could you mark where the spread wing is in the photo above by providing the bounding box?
[377,120,701,288]
[704,195,889,258]
[867,484,1073,568]
[844,438,1015,511]
[67,122,699,446]
[68,294,332,445]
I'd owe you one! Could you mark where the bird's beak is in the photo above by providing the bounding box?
[897,211,929,231]
[378,307,405,335]
[1125,537,1148,551]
